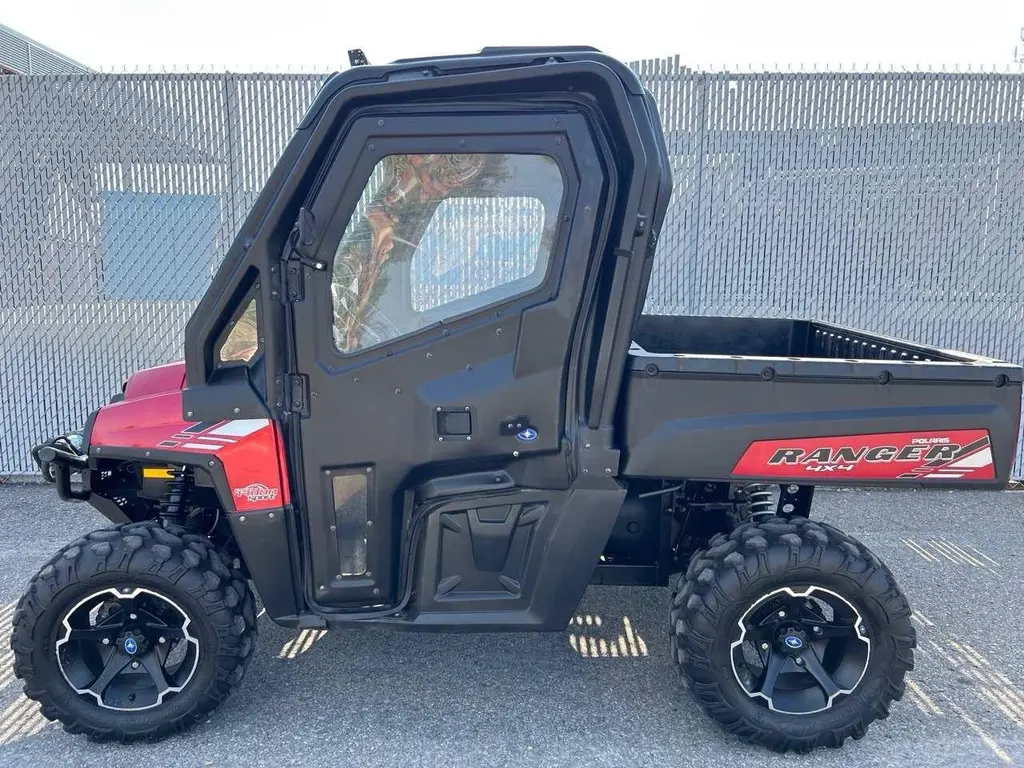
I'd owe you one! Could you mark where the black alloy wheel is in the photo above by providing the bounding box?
[55,586,200,711]
[729,585,870,715]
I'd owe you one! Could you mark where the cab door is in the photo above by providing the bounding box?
[290,109,608,607]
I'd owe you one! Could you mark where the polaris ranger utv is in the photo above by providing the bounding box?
[17,47,1022,752]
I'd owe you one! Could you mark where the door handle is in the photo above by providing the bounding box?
[436,408,473,438]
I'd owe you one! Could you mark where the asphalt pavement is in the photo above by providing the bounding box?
[0,484,1020,767]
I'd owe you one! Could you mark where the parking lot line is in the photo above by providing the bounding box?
[0,696,49,748]
[906,679,943,715]
[948,701,1013,764]
[902,538,938,563]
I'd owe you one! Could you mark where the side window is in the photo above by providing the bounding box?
[330,153,563,354]
[217,296,259,364]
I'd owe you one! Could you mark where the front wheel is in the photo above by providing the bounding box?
[11,521,257,742]
[670,516,916,753]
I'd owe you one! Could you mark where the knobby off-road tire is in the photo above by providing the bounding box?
[11,521,258,742]
[670,516,916,753]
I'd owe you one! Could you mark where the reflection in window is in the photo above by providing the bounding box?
[332,473,368,576]
[410,197,547,312]
[217,297,259,363]
[330,153,563,354]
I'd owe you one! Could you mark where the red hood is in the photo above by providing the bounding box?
[122,361,186,400]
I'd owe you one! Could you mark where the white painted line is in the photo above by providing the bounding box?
[929,540,967,564]
[965,545,1001,567]
[902,539,938,563]
[948,701,1012,764]
[978,688,1024,729]
[907,688,932,716]
[911,610,935,627]
[940,540,991,570]
[949,640,988,667]
[925,639,960,666]
[906,679,943,715]
[926,540,963,565]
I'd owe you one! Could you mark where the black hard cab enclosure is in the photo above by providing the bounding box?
[20,47,1022,752]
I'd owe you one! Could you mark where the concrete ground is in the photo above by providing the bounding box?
[0,484,1020,767]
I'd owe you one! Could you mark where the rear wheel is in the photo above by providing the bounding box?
[670,516,915,752]
[11,521,257,742]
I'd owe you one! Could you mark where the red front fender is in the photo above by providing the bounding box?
[90,389,291,512]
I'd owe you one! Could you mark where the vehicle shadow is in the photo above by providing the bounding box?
[203,585,886,767]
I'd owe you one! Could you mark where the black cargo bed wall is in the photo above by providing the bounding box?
[633,315,965,362]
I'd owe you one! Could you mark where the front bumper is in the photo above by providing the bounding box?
[30,430,89,501]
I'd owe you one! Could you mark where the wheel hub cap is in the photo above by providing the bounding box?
[729,585,871,715]
[119,631,146,656]
[782,633,804,651]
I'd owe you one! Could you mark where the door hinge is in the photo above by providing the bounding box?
[281,206,326,303]
[276,374,310,417]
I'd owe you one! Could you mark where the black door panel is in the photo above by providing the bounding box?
[293,110,608,607]
[409,486,626,629]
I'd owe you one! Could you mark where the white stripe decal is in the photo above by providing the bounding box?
[925,472,964,478]
[196,437,237,444]
[207,419,271,438]
[182,442,222,452]
[947,447,993,470]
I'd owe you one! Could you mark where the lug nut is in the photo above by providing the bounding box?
[812,626,822,634]
[795,657,805,666]
[129,613,137,620]
[777,610,786,618]
[761,642,769,650]
[101,638,110,645]
[159,637,166,644]
[131,661,140,669]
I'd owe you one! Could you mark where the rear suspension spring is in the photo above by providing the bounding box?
[739,483,775,521]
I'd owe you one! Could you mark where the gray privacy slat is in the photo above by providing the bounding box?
[1,65,1024,476]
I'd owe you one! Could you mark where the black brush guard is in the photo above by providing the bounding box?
[30,433,89,501]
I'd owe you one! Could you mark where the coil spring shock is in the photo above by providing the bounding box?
[740,483,776,521]
[159,466,190,527]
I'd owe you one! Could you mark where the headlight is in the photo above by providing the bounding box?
[66,432,85,453]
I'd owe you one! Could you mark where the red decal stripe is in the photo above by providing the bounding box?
[733,430,994,480]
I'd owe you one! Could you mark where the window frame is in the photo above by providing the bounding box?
[307,122,578,365]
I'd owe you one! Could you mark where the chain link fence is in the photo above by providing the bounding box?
[2,59,1023,476]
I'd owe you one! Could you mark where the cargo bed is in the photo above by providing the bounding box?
[621,315,1023,486]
